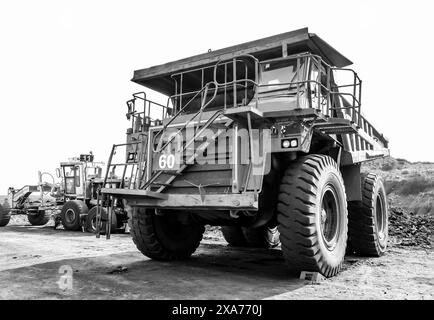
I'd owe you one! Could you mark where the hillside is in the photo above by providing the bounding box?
[362,157,433,248]
[362,157,434,215]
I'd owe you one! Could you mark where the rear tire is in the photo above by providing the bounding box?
[0,203,11,227]
[27,210,50,226]
[131,208,204,260]
[60,200,88,231]
[277,155,348,277]
[221,226,247,247]
[85,206,117,234]
[348,173,388,256]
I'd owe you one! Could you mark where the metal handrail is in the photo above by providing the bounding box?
[152,82,215,151]
[102,140,143,186]
[152,55,258,153]
[137,57,362,133]
[136,52,361,127]
[153,81,219,153]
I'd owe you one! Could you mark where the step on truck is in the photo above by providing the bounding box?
[99,28,390,277]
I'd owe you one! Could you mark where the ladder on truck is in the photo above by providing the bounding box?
[95,139,145,239]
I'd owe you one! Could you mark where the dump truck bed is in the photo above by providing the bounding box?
[132,27,352,95]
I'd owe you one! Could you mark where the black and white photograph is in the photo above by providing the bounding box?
[0,0,432,309]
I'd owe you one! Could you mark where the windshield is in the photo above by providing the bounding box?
[63,165,80,194]
[259,58,305,94]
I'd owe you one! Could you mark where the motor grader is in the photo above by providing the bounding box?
[99,28,390,277]
[0,171,62,227]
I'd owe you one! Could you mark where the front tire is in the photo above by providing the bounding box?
[27,210,50,226]
[0,203,11,227]
[277,155,348,278]
[348,173,388,256]
[131,208,204,260]
[60,200,88,231]
[85,206,117,234]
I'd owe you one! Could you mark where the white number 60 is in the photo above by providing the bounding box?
[159,154,175,169]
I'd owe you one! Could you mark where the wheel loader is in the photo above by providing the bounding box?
[99,28,390,277]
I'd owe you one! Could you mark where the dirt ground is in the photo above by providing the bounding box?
[0,218,432,300]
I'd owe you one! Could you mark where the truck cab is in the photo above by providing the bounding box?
[60,155,103,201]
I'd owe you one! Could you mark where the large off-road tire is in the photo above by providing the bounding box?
[0,203,11,227]
[348,173,388,256]
[277,155,348,278]
[60,200,88,231]
[221,226,247,247]
[27,210,50,226]
[85,206,117,234]
[131,207,205,260]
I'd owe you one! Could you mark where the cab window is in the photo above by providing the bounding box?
[259,58,306,94]
[63,166,80,187]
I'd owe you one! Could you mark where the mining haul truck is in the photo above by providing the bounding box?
[100,28,390,277]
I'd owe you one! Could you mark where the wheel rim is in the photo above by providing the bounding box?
[91,216,98,231]
[65,208,76,224]
[90,208,106,232]
[91,217,105,232]
[376,193,386,241]
[320,185,339,250]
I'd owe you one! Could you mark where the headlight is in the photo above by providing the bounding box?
[281,138,298,149]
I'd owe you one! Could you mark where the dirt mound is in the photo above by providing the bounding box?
[389,207,433,248]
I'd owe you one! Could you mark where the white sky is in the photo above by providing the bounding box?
[0,0,433,192]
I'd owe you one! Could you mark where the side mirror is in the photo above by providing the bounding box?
[56,168,61,178]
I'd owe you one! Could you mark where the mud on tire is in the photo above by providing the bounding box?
[131,208,205,260]
[277,155,348,278]
[60,200,88,231]
[348,173,388,256]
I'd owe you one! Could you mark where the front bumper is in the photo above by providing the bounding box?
[101,188,258,210]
